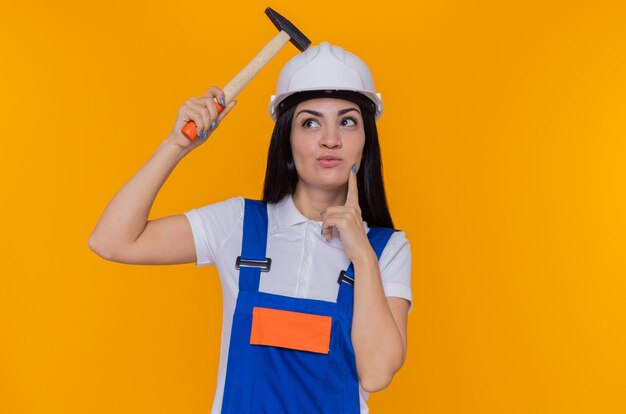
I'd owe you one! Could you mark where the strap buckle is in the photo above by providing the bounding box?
[337,270,354,286]
[235,256,272,272]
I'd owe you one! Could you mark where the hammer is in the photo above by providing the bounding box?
[183,7,311,140]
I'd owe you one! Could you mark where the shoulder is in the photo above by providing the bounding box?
[367,226,410,252]
[187,196,245,215]
[388,229,410,249]
[184,196,246,226]
[377,229,412,270]
[377,229,413,310]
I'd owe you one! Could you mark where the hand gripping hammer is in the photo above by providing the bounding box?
[183,7,311,140]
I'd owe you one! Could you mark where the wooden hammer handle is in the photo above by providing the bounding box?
[183,30,291,141]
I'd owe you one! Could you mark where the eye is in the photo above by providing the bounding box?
[301,118,320,128]
[340,117,358,127]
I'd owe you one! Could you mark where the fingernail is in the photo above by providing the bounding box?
[352,164,357,173]
[200,131,207,139]
[211,121,216,130]
[220,97,226,106]
[233,100,239,105]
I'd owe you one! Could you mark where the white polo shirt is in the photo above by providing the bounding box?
[184,195,412,414]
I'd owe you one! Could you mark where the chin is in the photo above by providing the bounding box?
[298,168,349,191]
[314,177,346,191]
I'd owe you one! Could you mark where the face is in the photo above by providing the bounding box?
[290,98,366,192]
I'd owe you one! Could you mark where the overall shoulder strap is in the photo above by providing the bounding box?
[366,227,397,259]
[237,199,270,292]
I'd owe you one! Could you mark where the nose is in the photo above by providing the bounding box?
[320,126,341,149]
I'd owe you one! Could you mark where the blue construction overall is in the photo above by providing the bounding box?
[221,199,395,413]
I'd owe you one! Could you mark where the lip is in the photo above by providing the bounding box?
[317,155,343,168]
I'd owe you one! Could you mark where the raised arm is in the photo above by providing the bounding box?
[321,166,410,392]
[88,87,236,265]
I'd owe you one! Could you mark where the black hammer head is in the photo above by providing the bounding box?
[265,7,311,52]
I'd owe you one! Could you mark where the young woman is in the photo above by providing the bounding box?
[89,42,412,414]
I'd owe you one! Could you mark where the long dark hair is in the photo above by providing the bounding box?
[262,92,394,229]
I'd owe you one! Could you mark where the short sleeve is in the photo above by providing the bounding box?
[378,231,413,312]
[183,197,244,267]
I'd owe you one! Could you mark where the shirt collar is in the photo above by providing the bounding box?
[271,194,370,233]
[273,194,315,229]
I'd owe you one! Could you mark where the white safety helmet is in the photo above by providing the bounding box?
[269,42,383,120]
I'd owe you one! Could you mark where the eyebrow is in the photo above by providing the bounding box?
[295,107,361,118]
[338,108,361,116]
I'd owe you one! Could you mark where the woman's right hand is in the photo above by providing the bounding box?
[166,86,237,152]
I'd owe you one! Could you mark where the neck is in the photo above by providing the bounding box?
[292,183,347,221]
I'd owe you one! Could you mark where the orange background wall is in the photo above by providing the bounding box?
[2,1,626,413]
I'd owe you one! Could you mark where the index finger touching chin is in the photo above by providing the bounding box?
[344,163,359,207]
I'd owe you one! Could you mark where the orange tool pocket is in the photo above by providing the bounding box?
[250,307,332,354]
